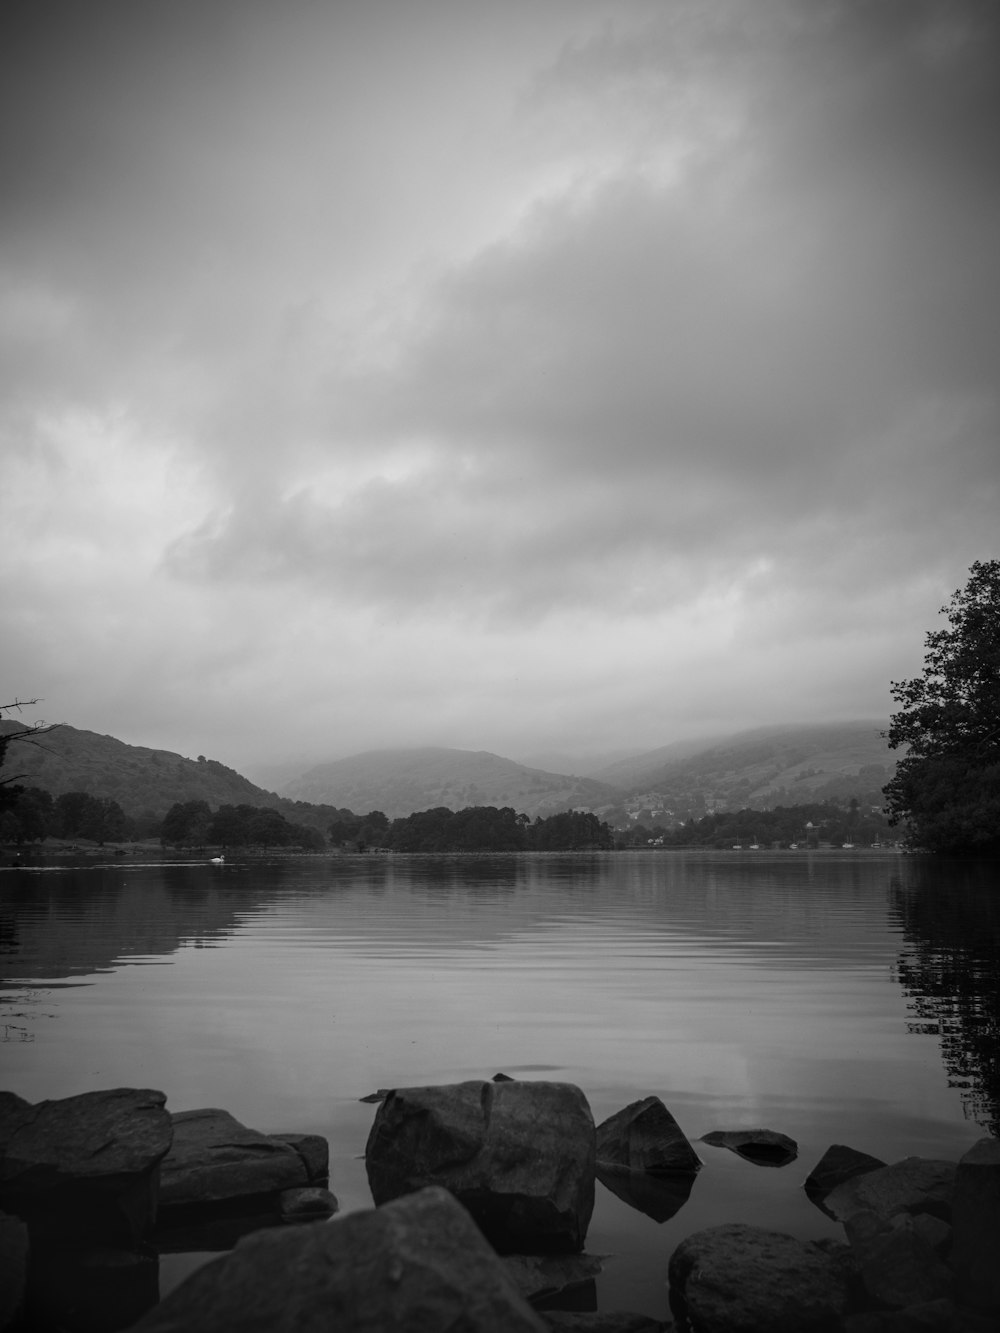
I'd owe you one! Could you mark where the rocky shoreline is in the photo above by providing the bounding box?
[1,1079,996,1331]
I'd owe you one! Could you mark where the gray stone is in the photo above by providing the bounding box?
[277,1185,338,1221]
[128,1185,548,1332]
[0,1093,33,1152]
[502,1252,605,1302]
[365,1079,595,1253]
[668,1223,853,1332]
[806,1143,887,1202]
[269,1132,329,1183]
[699,1128,798,1166]
[158,1108,307,1208]
[950,1136,1000,1313]
[825,1157,957,1226]
[852,1213,952,1309]
[0,1212,28,1332]
[596,1097,701,1175]
[0,1087,172,1244]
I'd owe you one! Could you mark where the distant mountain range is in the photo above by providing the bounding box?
[2,718,898,825]
[280,747,624,820]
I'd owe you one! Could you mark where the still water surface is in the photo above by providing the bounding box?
[2,850,997,1319]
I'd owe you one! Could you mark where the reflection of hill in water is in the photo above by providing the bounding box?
[0,867,278,983]
[891,860,1000,1137]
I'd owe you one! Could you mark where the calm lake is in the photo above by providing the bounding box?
[2,849,997,1322]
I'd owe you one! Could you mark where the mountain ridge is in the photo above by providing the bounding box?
[280,745,624,820]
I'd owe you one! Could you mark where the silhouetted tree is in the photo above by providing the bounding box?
[883,559,1000,853]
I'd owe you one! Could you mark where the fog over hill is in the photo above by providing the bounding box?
[279,747,623,820]
[3,717,900,829]
[603,721,897,808]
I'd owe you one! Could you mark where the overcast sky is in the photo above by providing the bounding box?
[3,0,998,775]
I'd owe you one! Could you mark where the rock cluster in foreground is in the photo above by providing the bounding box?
[1,1078,997,1332]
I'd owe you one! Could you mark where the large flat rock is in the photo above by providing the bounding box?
[0,1088,172,1244]
[366,1079,596,1254]
[128,1185,548,1332]
[158,1108,308,1209]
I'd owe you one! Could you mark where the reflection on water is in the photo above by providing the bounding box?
[891,858,1000,1136]
[1,849,996,1323]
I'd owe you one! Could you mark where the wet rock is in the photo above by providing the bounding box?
[850,1213,953,1309]
[668,1222,853,1332]
[950,1136,1000,1314]
[699,1128,798,1167]
[502,1252,605,1304]
[158,1108,308,1209]
[596,1097,701,1175]
[824,1157,957,1226]
[596,1164,695,1223]
[365,1079,595,1253]
[0,1093,33,1150]
[128,1184,547,1332]
[0,1087,172,1245]
[277,1185,339,1221]
[269,1132,329,1183]
[0,1212,28,1332]
[806,1144,887,1204]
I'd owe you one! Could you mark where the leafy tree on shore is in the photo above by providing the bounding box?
[883,559,1000,855]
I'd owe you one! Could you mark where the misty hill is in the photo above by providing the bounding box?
[280,747,623,819]
[0,720,294,821]
[601,721,897,809]
[592,735,725,788]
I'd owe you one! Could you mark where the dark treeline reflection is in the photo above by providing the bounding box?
[891,860,1000,1136]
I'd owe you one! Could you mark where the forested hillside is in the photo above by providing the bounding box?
[281,746,622,819]
[0,721,338,832]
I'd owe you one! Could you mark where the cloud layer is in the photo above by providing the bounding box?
[3,0,998,768]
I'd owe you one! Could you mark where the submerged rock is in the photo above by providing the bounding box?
[596,1097,701,1175]
[0,1087,172,1245]
[128,1185,548,1333]
[596,1165,696,1223]
[699,1128,798,1167]
[365,1079,596,1253]
[158,1108,309,1210]
[668,1223,853,1332]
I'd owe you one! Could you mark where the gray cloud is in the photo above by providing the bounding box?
[2,0,998,762]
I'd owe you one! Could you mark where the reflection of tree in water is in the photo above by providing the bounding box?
[890,860,1000,1136]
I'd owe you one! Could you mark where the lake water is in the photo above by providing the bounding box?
[2,849,997,1323]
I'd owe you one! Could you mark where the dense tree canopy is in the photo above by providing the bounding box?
[333,805,615,853]
[883,560,1000,854]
